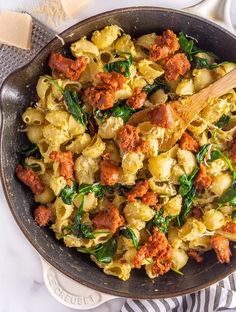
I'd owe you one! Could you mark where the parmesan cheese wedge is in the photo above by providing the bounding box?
[60,0,91,18]
[0,11,32,50]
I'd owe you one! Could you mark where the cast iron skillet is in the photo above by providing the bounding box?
[1,7,236,299]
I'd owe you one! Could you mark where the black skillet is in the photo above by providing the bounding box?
[1,7,236,299]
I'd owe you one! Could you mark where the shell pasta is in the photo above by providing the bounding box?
[16,26,236,281]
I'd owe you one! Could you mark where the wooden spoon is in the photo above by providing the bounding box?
[128,67,236,151]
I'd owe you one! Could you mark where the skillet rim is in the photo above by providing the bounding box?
[1,6,236,299]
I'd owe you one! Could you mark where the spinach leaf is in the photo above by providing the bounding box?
[176,187,196,226]
[209,150,221,161]
[63,90,87,126]
[78,183,120,198]
[18,144,40,158]
[215,114,230,128]
[143,78,169,95]
[171,268,184,276]
[45,75,63,92]
[147,209,173,233]
[112,104,135,122]
[193,57,222,70]
[121,227,139,249]
[95,101,135,123]
[77,237,117,263]
[218,187,236,205]
[104,54,133,77]
[179,167,199,196]
[26,163,41,172]
[196,144,211,163]
[178,32,204,61]
[60,182,78,205]
[232,210,236,221]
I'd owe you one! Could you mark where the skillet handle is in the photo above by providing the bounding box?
[40,257,116,310]
[184,0,235,34]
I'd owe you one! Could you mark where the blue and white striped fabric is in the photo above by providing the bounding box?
[122,273,236,312]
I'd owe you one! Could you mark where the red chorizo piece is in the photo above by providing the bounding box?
[222,221,236,234]
[96,71,126,91]
[83,87,115,110]
[50,151,74,180]
[191,207,203,219]
[187,249,204,263]
[194,164,212,191]
[49,52,87,81]
[34,205,53,227]
[92,203,124,233]
[100,158,120,186]
[127,180,149,202]
[134,228,172,275]
[141,190,158,207]
[16,164,45,195]
[179,132,200,152]
[127,88,147,109]
[148,104,174,128]
[150,29,180,61]
[163,53,191,81]
[210,235,231,264]
[118,125,149,153]
[231,136,236,165]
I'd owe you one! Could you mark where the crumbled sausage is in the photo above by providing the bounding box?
[134,228,172,275]
[141,190,158,207]
[118,125,149,152]
[127,88,147,109]
[194,164,212,191]
[34,205,53,227]
[100,158,120,186]
[163,53,191,81]
[96,71,126,91]
[127,181,149,202]
[191,207,203,219]
[187,249,204,263]
[50,151,74,180]
[210,235,231,264]
[83,87,115,110]
[148,104,174,128]
[179,132,199,152]
[150,29,180,61]
[222,221,236,234]
[16,164,45,195]
[49,52,87,81]
[92,203,124,233]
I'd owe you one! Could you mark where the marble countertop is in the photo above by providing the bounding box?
[0,1,236,312]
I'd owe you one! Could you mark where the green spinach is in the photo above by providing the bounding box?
[194,57,222,70]
[143,78,169,95]
[77,237,117,263]
[121,227,139,249]
[104,54,133,77]
[218,187,236,205]
[176,187,196,226]
[60,183,78,205]
[178,32,204,61]
[179,167,199,196]
[147,209,173,233]
[95,101,135,123]
[18,144,40,158]
[215,114,230,128]
[232,210,236,221]
[196,144,211,163]
[63,90,87,126]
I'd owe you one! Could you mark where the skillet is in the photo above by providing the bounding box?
[1,7,236,299]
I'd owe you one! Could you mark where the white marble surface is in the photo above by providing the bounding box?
[0,1,236,312]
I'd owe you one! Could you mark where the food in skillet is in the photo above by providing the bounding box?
[16,26,236,280]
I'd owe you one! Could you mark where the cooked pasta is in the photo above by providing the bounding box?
[16,26,236,281]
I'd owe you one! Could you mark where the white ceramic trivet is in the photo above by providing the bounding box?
[40,0,234,309]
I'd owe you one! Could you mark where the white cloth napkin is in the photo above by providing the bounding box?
[122,273,236,312]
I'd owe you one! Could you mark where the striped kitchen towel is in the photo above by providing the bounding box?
[122,273,236,312]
